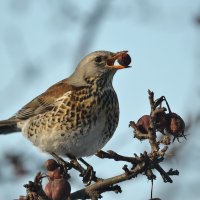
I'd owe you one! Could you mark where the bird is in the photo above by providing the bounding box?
[0,50,131,158]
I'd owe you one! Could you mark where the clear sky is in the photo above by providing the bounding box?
[0,0,199,199]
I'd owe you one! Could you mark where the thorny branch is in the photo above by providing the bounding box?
[18,90,185,200]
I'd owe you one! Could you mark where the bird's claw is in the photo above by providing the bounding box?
[50,152,71,178]
[82,165,96,186]
[78,158,97,186]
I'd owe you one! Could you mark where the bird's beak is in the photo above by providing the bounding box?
[106,51,131,69]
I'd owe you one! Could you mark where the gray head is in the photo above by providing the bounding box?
[67,50,130,87]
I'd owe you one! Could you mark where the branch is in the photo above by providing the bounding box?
[17,90,185,200]
[70,162,145,199]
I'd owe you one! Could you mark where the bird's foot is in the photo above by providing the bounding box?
[69,157,97,186]
[50,153,98,185]
[78,158,97,186]
[50,152,71,179]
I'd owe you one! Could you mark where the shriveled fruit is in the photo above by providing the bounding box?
[44,159,59,171]
[44,181,52,198]
[155,112,168,133]
[136,115,150,134]
[167,112,185,137]
[51,178,71,200]
[48,168,62,180]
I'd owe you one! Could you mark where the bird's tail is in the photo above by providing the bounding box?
[0,119,20,134]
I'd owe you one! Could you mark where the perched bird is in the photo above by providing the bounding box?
[0,51,131,158]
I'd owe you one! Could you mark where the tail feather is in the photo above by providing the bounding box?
[0,120,20,134]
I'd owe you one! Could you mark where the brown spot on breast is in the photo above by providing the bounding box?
[67,101,71,107]
[71,112,75,118]
[71,104,75,110]
[29,133,34,137]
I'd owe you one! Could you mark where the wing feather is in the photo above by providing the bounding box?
[13,79,74,120]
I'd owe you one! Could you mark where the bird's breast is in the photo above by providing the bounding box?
[19,85,119,157]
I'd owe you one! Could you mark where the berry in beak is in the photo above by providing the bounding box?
[107,51,132,69]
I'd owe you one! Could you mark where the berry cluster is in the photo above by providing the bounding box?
[44,159,71,200]
[136,96,185,142]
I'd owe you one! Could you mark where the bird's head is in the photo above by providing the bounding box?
[68,50,131,86]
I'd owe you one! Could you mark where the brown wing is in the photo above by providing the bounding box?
[12,79,74,120]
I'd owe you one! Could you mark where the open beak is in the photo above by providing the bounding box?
[106,50,131,69]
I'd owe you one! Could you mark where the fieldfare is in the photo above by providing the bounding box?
[0,51,131,158]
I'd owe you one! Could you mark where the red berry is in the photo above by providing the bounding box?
[117,53,131,66]
[48,168,62,180]
[155,112,168,133]
[167,113,185,137]
[136,115,150,134]
[51,178,71,200]
[44,181,52,198]
[44,159,59,171]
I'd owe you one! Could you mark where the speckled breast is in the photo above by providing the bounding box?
[20,78,119,157]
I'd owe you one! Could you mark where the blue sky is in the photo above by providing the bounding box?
[0,0,200,199]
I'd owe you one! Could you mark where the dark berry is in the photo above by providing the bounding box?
[167,112,185,137]
[117,53,131,66]
[51,178,71,200]
[44,159,59,171]
[136,115,150,134]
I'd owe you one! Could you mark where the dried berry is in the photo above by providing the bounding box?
[117,53,131,66]
[155,112,168,133]
[136,115,150,134]
[48,168,62,180]
[44,181,52,198]
[51,178,71,200]
[44,159,59,171]
[166,112,185,137]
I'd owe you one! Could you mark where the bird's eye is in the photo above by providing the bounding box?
[95,56,102,63]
